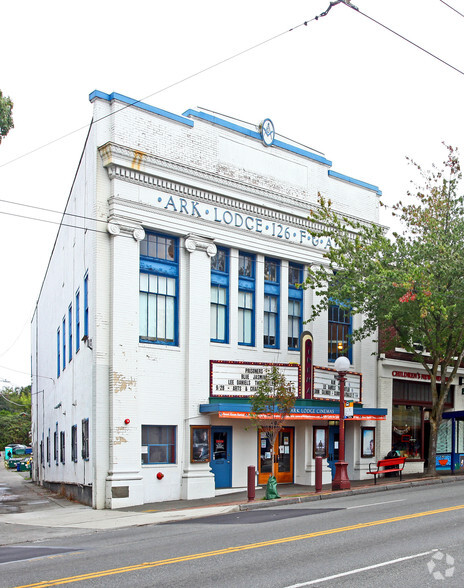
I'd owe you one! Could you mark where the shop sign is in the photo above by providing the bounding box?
[210,361,300,397]
[143,191,333,250]
[312,366,361,402]
[392,370,443,382]
[217,411,385,421]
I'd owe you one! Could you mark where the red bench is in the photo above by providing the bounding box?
[367,457,406,484]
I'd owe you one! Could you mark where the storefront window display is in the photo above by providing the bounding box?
[457,420,464,454]
[392,405,422,459]
[437,419,452,453]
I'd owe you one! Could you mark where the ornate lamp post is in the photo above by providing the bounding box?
[332,355,351,491]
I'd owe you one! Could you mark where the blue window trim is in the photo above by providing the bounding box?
[62,317,66,371]
[139,232,179,346]
[75,290,80,353]
[211,247,229,344]
[84,273,89,338]
[328,303,353,363]
[68,304,73,363]
[238,253,255,347]
[264,258,280,349]
[288,263,304,351]
[57,329,61,378]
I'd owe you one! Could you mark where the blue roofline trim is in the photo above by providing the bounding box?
[89,90,194,127]
[183,109,332,167]
[328,170,382,196]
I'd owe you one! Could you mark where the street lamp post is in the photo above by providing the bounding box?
[332,355,351,491]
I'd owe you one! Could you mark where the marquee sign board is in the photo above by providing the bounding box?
[312,366,362,403]
[210,361,300,398]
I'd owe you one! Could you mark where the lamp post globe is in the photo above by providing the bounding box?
[332,355,351,491]
[334,355,350,374]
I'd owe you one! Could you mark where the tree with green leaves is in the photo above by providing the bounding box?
[303,145,464,475]
[0,386,31,449]
[0,90,14,144]
[249,366,296,496]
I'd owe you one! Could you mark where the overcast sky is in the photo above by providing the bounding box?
[1,0,463,388]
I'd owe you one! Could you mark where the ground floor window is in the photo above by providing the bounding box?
[82,418,89,460]
[71,425,78,462]
[60,431,65,464]
[392,404,422,459]
[141,425,176,464]
[392,379,454,462]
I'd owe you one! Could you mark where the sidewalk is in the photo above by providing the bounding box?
[2,460,464,546]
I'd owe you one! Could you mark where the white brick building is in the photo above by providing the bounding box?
[31,91,388,509]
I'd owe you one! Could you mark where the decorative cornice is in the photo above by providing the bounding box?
[99,141,312,211]
[99,142,378,234]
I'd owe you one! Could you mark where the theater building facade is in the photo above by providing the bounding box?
[31,90,388,509]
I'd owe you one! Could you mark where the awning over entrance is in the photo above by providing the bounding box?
[200,403,387,421]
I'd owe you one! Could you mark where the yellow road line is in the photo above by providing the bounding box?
[12,503,464,588]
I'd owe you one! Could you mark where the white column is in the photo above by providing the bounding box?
[104,220,145,508]
[180,234,216,499]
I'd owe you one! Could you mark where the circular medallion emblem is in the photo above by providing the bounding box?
[260,118,275,147]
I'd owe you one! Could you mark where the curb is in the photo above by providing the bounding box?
[239,475,464,512]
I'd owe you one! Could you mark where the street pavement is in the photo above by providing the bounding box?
[1,459,464,546]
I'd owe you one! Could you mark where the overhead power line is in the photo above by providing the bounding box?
[0,17,317,171]
[438,0,464,19]
[343,1,464,76]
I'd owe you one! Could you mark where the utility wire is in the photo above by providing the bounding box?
[438,0,464,19]
[344,2,464,76]
[0,18,316,171]
[2,2,464,171]
[0,391,26,407]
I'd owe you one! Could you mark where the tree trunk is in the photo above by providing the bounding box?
[427,415,439,476]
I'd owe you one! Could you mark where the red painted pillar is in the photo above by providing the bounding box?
[315,456,322,492]
[247,466,255,501]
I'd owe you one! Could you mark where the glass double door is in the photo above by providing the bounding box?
[258,427,294,485]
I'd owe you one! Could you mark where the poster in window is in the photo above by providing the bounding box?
[313,427,327,458]
[361,427,375,458]
[191,426,210,463]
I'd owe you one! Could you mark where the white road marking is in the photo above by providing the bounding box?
[284,549,438,587]
[346,498,406,509]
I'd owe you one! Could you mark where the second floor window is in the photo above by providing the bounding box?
[264,258,280,348]
[139,232,178,345]
[288,263,303,350]
[68,304,73,363]
[211,248,229,343]
[328,303,352,362]
[238,253,255,346]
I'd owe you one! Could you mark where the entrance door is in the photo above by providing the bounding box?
[328,425,339,479]
[210,427,232,488]
[258,427,294,485]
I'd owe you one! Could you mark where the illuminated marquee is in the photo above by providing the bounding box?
[210,361,301,398]
[312,366,362,402]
